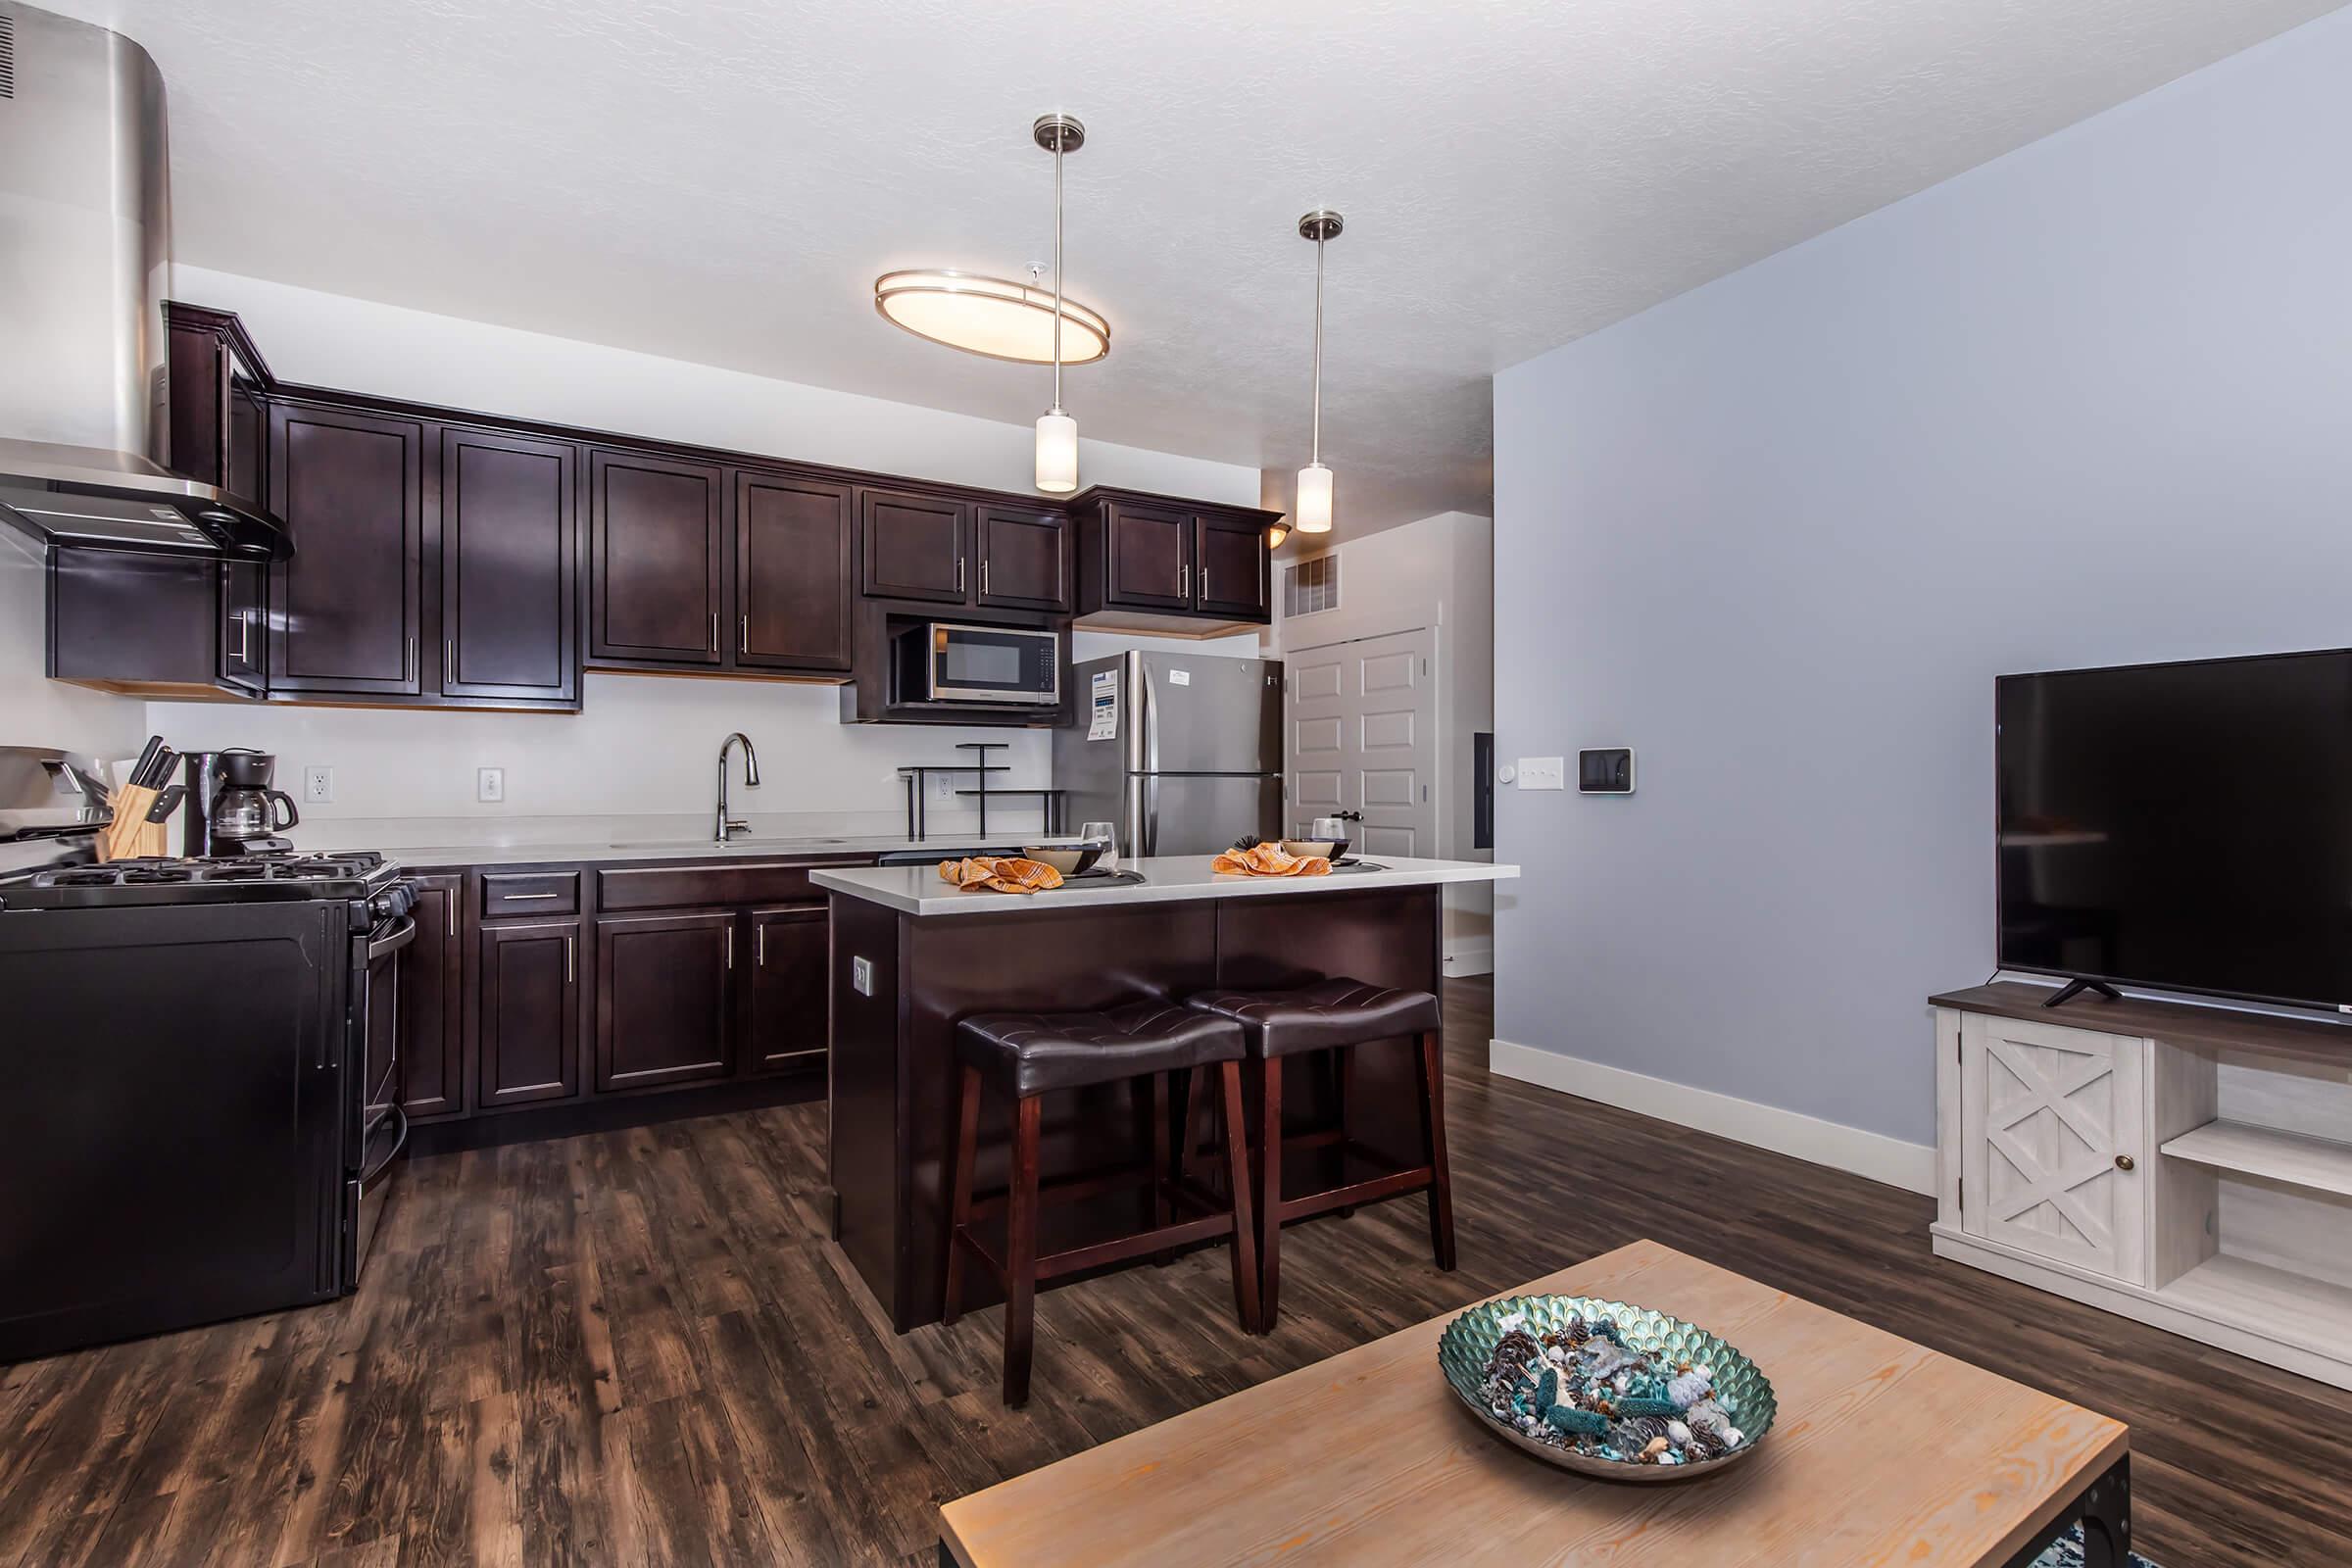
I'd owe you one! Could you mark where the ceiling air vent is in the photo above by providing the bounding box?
[1283,551,1340,617]
[0,15,17,100]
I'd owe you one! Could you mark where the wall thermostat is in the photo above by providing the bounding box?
[1579,749,1636,794]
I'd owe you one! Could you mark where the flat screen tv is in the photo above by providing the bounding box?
[1997,648,2352,1010]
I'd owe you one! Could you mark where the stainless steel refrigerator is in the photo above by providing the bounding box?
[1054,651,1284,858]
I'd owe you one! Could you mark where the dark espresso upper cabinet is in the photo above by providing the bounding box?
[735,471,853,672]
[269,405,424,695]
[1192,511,1271,619]
[1093,497,1193,612]
[975,506,1069,612]
[859,488,969,604]
[1073,489,1280,628]
[440,429,580,704]
[590,449,724,666]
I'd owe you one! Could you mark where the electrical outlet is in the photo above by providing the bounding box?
[476,766,505,804]
[930,772,958,800]
[303,765,334,804]
[1516,757,1566,790]
[851,956,875,997]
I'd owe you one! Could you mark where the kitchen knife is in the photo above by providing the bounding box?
[128,735,166,789]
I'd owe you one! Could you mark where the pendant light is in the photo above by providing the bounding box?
[1033,115,1085,494]
[1295,210,1343,533]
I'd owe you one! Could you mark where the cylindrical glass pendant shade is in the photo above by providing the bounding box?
[1295,462,1333,533]
[1035,411,1079,493]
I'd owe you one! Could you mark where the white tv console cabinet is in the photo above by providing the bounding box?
[1933,982,2352,1391]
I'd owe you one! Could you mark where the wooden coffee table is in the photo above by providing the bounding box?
[938,1239,2132,1567]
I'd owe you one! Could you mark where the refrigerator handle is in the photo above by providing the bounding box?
[1139,775,1157,857]
[1141,662,1160,775]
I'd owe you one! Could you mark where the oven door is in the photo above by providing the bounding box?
[923,622,1061,705]
[343,903,416,1287]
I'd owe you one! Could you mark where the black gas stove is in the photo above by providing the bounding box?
[0,850,405,911]
[0,846,419,1360]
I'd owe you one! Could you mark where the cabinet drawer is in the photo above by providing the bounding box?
[598,858,869,912]
[481,872,580,918]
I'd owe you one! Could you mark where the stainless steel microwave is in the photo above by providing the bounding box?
[892,621,1062,706]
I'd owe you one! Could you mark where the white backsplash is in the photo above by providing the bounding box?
[144,672,1052,831]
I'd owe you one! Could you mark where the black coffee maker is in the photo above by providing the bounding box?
[172,749,301,856]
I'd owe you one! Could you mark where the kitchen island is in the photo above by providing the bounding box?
[812,855,1518,1331]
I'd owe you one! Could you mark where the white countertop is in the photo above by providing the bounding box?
[809,855,1519,916]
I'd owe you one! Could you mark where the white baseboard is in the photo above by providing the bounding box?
[1443,940,1494,977]
[1488,1039,1936,1196]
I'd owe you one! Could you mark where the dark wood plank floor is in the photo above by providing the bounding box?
[3,977,2345,1566]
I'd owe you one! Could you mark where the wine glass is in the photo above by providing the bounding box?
[1080,821,1117,873]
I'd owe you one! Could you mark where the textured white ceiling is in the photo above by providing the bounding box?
[33,0,2345,534]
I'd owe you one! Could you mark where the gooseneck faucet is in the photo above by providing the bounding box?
[715,731,760,843]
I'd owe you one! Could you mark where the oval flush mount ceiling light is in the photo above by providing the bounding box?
[871,271,1110,366]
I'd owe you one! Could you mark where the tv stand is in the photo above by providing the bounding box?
[1931,982,2352,1392]
[2041,977,2123,1008]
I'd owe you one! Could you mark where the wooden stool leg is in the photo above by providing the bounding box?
[1336,1046,1358,1218]
[1150,1070,1174,1266]
[1217,1059,1262,1334]
[1003,1094,1043,1406]
[941,1063,982,1326]
[1253,1054,1285,1330]
[1415,1029,1456,1272]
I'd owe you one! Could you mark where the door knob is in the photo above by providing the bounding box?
[2114,1153,2135,1172]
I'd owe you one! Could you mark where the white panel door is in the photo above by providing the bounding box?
[1960,1013,2149,1285]
[1286,626,1437,859]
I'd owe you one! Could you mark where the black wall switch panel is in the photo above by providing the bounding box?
[1578,749,1636,794]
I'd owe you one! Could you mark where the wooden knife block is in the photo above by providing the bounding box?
[97,785,170,862]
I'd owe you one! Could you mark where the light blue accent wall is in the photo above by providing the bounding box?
[1492,11,2352,1148]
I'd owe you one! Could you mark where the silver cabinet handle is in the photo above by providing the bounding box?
[407,635,416,676]
[1200,566,1209,602]
[565,935,576,984]
[725,926,734,970]
[231,610,251,663]
[739,614,749,654]
[710,612,719,652]
[981,559,990,595]
[445,638,454,679]
[502,892,561,902]
[1181,563,1191,600]
[757,922,766,966]
[956,557,965,595]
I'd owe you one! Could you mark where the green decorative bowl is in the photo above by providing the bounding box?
[1436,1294,1778,1483]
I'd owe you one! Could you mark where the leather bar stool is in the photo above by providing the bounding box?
[1183,978,1453,1329]
[943,1000,1259,1406]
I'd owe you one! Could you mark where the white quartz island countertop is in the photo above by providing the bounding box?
[809,854,1519,917]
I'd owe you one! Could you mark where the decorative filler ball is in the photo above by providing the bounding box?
[1437,1295,1778,1482]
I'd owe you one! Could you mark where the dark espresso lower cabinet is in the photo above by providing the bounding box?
[478,918,582,1107]
[595,910,735,1090]
[746,905,828,1072]
[398,874,466,1119]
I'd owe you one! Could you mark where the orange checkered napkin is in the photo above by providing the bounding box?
[1210,842,1331,877]
[938,856,1066,895]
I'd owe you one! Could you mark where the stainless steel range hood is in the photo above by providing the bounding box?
[0,4,289,562]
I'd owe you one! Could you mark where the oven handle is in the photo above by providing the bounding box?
[360,1102,409,1185]
[368,913,417,961]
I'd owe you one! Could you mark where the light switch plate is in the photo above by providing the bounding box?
[476,766,505,804]
[852,956,875,997]
[1516,757,1566,790]
[302,765,334,804]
